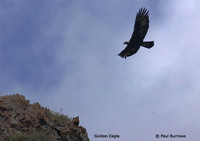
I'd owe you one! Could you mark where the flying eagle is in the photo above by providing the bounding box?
[118,7,154,58]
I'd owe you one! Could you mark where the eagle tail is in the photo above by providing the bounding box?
[142,41,154,49]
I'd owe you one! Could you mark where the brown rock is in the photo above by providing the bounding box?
[72,116,79,126]
[0,94,90,141]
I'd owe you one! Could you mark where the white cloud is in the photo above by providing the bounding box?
[1,0,200,140]
[37,1,200,140]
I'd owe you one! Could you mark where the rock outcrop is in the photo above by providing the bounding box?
[0,94,90,141]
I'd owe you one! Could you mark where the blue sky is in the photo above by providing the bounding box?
[1,0,200,140]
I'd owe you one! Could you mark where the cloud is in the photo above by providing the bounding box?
[1,0,200,140]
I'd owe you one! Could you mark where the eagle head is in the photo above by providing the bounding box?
[123,41,130,45]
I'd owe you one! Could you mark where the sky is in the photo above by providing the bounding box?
[1,0,200,140]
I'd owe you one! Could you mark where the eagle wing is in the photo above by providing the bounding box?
[130,7,149,44]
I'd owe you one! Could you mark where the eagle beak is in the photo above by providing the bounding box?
[123,41,129,45]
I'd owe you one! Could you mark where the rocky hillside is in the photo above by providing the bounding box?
[0,94,90,141]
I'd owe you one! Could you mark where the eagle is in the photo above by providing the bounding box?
[118,7,154,58]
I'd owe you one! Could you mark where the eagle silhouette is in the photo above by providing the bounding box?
[118,7,154,58]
